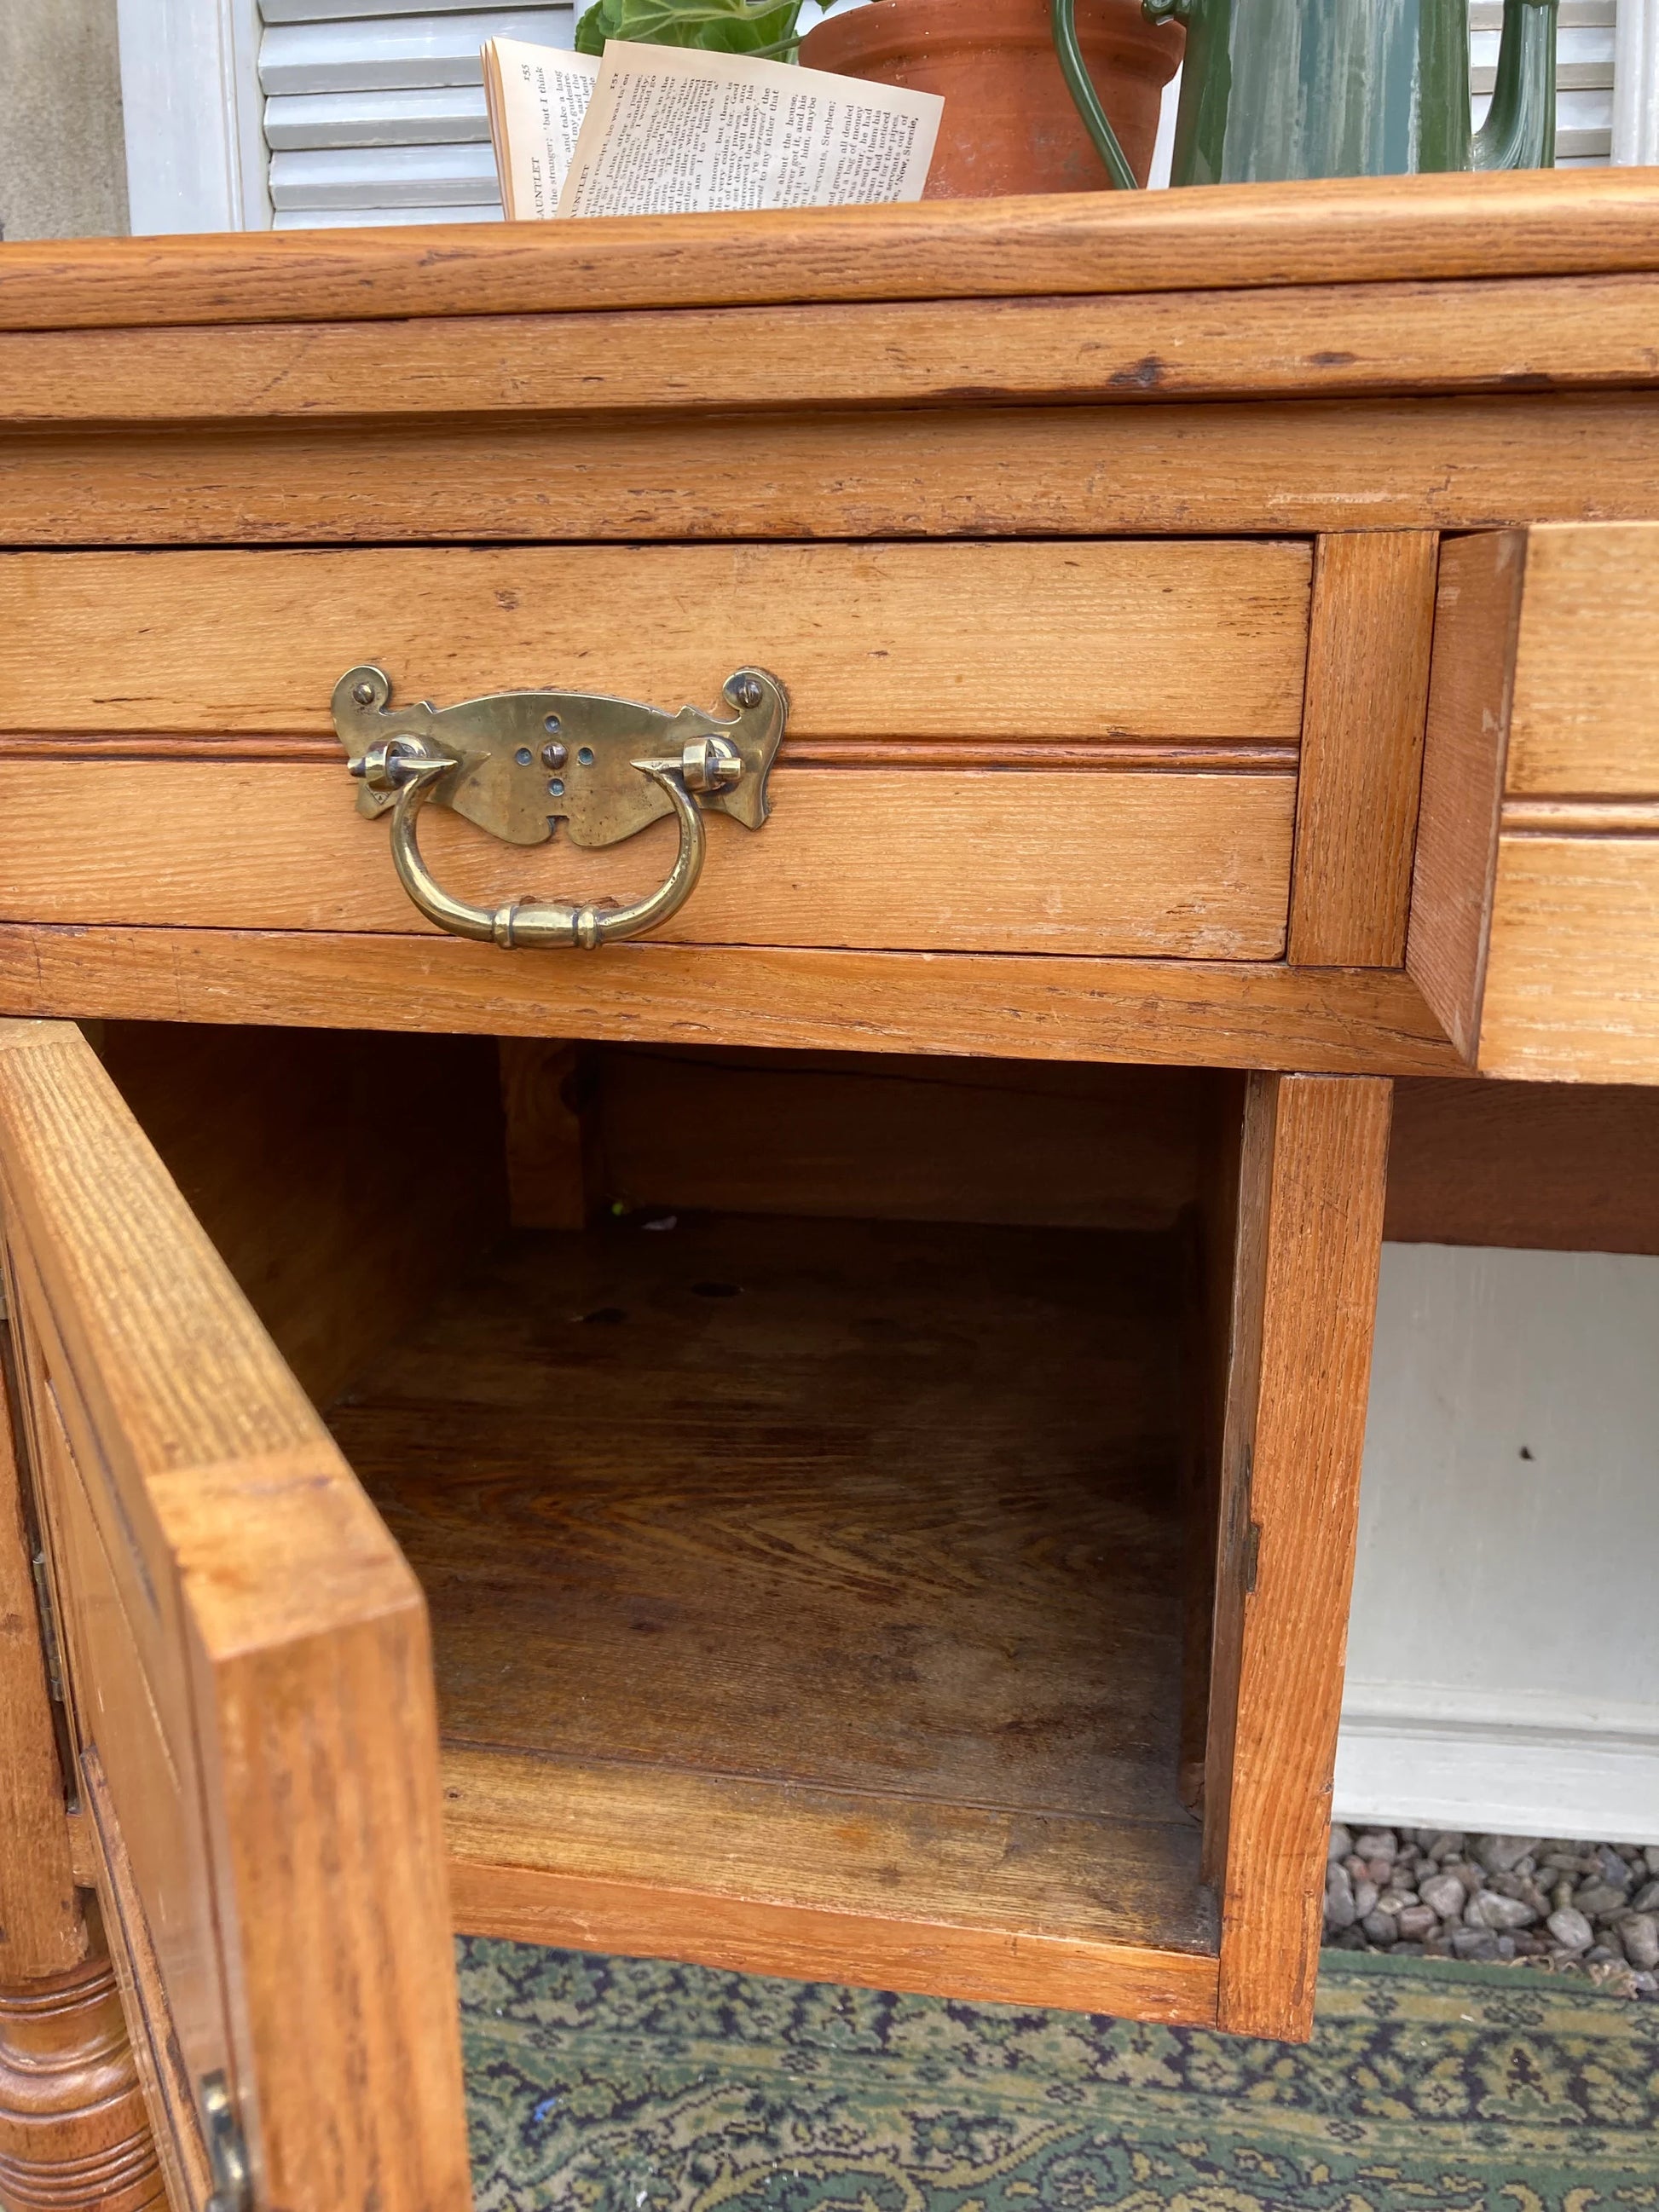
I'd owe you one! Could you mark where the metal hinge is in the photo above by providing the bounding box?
[29,1539,68,1707]
[201,2073,253,2212]
[1236,1442,1262,1597]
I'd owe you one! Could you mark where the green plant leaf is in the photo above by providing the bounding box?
[574,0,807,57]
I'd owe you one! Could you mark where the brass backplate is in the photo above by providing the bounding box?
[332,666,788,848]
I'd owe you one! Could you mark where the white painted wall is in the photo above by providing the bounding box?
[1337,1243,1659,1845]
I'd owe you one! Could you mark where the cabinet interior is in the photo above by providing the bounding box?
[94,1021,1659,1986]
[98,1022,1242,1975]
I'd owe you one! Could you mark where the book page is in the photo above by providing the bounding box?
[483,38,600,219]
[556,40,940,219]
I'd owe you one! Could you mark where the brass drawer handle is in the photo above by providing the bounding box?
[333,663,788,950]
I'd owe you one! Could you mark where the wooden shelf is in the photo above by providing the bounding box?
[327,1210,1216,2007]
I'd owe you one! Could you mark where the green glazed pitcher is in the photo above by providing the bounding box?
[1054,0,1558,190]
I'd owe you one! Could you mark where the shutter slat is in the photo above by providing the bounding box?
[269,142,501,206]
[266,87,490,148]
[260,9,571,96]
[273,204,503,225]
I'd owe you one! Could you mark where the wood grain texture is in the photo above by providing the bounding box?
[1503,797,1659,834]
[0,1020,473,2212]
[0,1945,164,2212]
[97,1024,509,1406]
[329,1213,1215,2013]
[0,761,1297,962]
[1386,1077,1659,1252]
[1199,1078,1273,1891]
[1182,1077,1245,1825]
[6,274,1659,424]
[1479,834,1659,1081]
[448,1846,1220,2024]
[1288,533,1439,967]
[0,927,1469,1077]
[500,1040,602,1232]
[596,1048,1213,1229]
[1505,523,1659,796]
[1406,531,1526,1060]
[3,170,1658,330]
[0,1307,83,1981]
[3,395,1656,547]
[79,1747,216,2212]
[1211,1074,1392,2042]
[0,542,1310,742]
[10,1275,233,2186]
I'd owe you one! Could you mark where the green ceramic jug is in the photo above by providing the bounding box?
[1054,0,1558,190]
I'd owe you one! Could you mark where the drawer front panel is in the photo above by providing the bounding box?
[1482,833,1659,1081]
[0,540,1309,962]
[1506,523,1659,796]
[0,761,1294,960]
[0,541,1310,741]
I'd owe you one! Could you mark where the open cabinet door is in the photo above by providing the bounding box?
[0,1020,472,2212]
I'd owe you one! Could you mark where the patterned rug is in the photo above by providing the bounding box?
[458,1939,1659,2211]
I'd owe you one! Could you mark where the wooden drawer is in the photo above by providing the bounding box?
[1410,524,1659,1080]
[0,541,1309,962]
[0,1017,1390,2207]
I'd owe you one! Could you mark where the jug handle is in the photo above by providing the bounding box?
[1050,0,1141,189]
[1472,0,1558,170]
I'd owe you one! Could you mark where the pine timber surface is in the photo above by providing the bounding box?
[5,396,1657,546]
[1287,533,1439,968]
[1385,1077,1659,1255]
[79,1749,216,2212]
[1209,1075,1392,2041]
[0,761,1297,962]
[326,1212,1218,2014]
[3,170,1658,329]
[0,1331,84,1981]
[0,1020,472,2212]
[0,542,1310,742]
[1407,532,1524,1060]
[0,927,1468,1076]
[4,274,1659,424]
[592,1048,1213,1232]
[1480,835,1659,1081]
[1503,523,1659,795]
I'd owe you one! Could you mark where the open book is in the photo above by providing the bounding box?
[483,35,940,220]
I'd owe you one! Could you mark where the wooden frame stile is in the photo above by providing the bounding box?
[1288,532,1440,967]
[0,1019,475,2212]
[1205,1073,1393,2042]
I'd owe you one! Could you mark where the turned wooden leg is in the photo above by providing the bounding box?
[0,1946,164,2212]
[1,1304,165,2211]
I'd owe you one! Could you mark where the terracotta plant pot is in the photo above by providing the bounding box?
[798,0,1182,199]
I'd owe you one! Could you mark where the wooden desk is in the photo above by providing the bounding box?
[0,170,1654,2212]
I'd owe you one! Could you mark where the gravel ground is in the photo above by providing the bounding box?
[1323,1825,1659,1998]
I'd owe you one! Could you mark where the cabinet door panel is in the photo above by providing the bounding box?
[0,1019,471,2212]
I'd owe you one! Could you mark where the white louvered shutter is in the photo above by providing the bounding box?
[1471,0,1616,165]
[260,0,575,228]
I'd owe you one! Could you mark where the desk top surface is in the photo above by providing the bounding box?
[3,168,1659,332]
